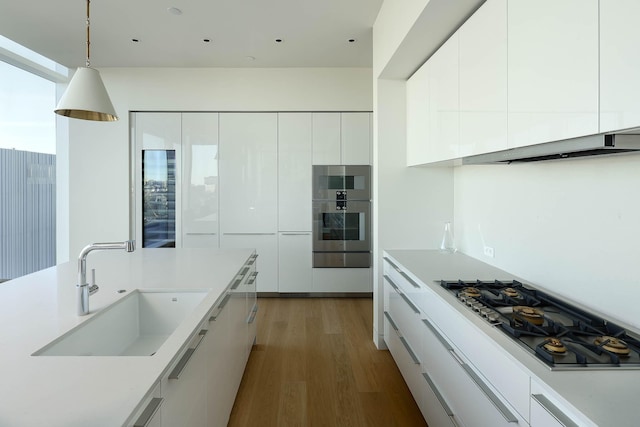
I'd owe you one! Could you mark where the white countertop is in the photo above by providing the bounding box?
[384,249,640,427]
[0,248,253,427]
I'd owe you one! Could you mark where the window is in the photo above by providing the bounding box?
[0,47,58,280]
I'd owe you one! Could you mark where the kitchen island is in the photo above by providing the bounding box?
[383,250,640,427]
[0,248,256,427]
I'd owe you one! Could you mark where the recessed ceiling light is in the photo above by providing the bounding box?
[275,38,283,43]
[167,7,182,15]
[348,38,357,43]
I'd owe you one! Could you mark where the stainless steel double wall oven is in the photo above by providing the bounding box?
[312,165,371,268]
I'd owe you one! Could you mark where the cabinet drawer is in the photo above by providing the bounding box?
[162,324,209,426]
[383,312,424,414]
[423,286,530,419]
[530,380,590,427]
[384,275,422,356]
[420,370,457,427]
[126,382,162,427]
[421,314,525,427]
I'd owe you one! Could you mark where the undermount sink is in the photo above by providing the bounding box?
[33,289,208,357]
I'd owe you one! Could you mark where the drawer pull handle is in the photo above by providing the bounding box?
[422,372,454,417]
[246,303,259,324]
[185,232,217,236]
[399,292,420,314]
[383,257,420,288]
[531,394,578,427]
[423,316,515,421]
[385,274,419,312]
[209,294,231,321]
[133,397,163,427]
[383,274,399,292]
[247,271,259,285]
[422,318,453,351]
[400,271,420,289]
[460,363,518,423]
[383,311,398,332]
[399,336,421,365]
[169,329,207,380]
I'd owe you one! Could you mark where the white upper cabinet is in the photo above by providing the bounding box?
[507,0,599,148]
[312,112,372,165]
[312,113,341,165]
[459,0,507,157]
[600,0,640,132]
[181,113,219,248]
[406,61,430,166]
[427,33,459,162]
[219,113,278,233]
[341,112,372,165]
[278,113,312,232]
[406,33,459,165]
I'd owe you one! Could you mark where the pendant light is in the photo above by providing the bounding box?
[54,0,118,121]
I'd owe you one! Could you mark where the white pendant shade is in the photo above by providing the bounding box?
[54,67,118,122]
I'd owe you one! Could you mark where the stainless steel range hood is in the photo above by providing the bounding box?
[462,134,640,164]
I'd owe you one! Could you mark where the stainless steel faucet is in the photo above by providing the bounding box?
[77,240,135,316]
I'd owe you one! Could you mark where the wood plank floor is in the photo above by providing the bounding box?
[227,298,427,427]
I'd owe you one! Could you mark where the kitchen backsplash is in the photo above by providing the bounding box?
[453,153,640,330]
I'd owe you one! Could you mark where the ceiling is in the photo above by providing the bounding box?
[0,0,383,69]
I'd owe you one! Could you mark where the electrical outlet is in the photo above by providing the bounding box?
[483,246,495,258]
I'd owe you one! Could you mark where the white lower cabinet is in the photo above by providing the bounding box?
[383,277,455,426]
[312,267,371,293]
[278,232,312,293]
[245,255,258,355]
[206,295,232,427]
[128,382,163,427]
[421,315,523,427]
[221,233,277,292]
[161,324,210,427]
[382,255,528,427]
[530,380,586,427]
[125,253,257,427]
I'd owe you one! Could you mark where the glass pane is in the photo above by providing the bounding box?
[142,150,176,248]
[321,213,363,240]
[322,175,365,190]
[0,59,56,280]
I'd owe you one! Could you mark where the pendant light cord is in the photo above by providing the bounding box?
[85,0,91,67]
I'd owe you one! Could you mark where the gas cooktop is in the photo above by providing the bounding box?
[440,280,640,370]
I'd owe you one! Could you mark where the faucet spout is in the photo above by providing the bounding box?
[77,240,135,316]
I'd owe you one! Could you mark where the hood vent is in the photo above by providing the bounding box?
[462,134,640,164]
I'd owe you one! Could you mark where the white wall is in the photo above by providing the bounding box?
[371,0,461,347]
[64,67,372,258]
[371,78,453,347]
[372,0,430,76]
[454,154,640,329]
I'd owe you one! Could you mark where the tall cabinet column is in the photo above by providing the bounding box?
[278,113,313,293]
[219,113,279,293]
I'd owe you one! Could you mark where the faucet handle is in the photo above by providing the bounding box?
[89,269,99,295]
